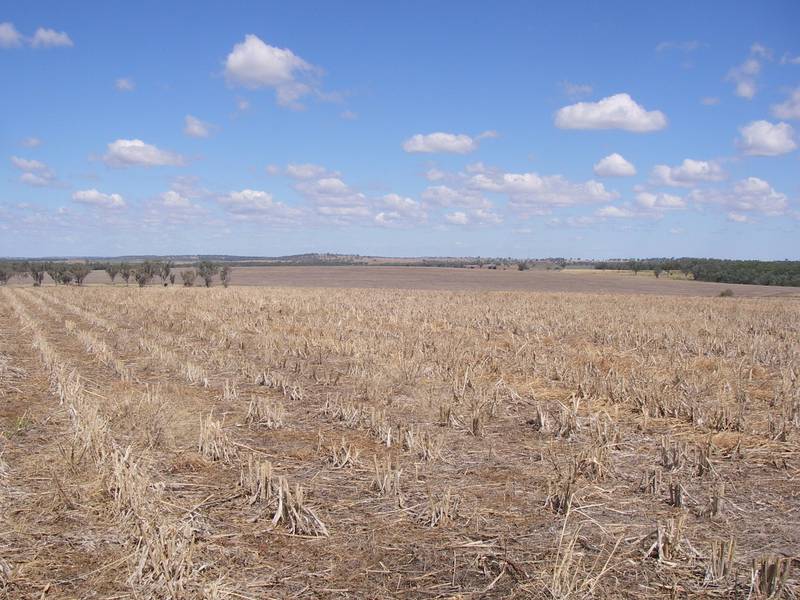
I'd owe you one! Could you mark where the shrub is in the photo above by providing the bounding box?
[181,270,197,287]
[718,289,734,297]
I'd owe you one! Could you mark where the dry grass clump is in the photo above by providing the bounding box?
[372,455,402,496]
[245,396,285,429]
[198,414,237,462]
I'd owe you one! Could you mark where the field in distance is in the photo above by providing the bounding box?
[72,265,800,297]
[0,284,798,597]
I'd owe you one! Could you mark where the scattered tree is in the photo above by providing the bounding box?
[197,261,220,287]
[120,263,133,286]
[0,265,12,286]
[220,265,232,287]
[72,265,91,286]
[29,263,46,287]
[169,273,176,285]
[181,269,197,287]
[159,260,174,285]
[105,263,120,283]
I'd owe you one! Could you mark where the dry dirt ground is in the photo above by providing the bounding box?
[0,284,798,598]
[73,266,800,298]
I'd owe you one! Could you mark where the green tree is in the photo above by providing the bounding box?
[181,269,197,287]
[105,263,120,283]
[196,261,219,287]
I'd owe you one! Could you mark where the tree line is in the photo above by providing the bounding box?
[593,258,800,287]
[0,260,232,287]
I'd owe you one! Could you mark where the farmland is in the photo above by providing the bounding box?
[1,284,798,598]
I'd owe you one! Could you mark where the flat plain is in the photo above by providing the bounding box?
[73,266,800,297]
[1,281,798,598]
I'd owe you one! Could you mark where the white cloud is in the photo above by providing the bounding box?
[30,27,73,48]
[340,110,358,120]
[184,115,212,138]
[781,53,800,65]
[596,205,636,218]
[402,132,491,154]
[72,189,126,209]
[0,22,22,47]
[218,189,301,221]
[19,172,56,187]
[103,139,186,167]
[771,88,800,120]
[635,192,686,210]
[468,168,618,215]
[21,136,42,148]
[726,44,771,99]
[425,168,446,181]
[445,211,469,225]
[115,78,135,92]
[727,212,751,223]
[224,34,317,108]
[689,177,788,215]
[737,120,797,156]
[285,163,331,179]
[421,185,491,209]
[160,190,192,208]
[236,97,250,111]
[374,194,427,227]
[651,159,725,186]
[10,156,58,187]
[554,93,667,132]
[701,97,720,106]
[593,153,636,177]
[10,156,46,171]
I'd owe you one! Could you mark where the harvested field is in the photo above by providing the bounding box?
[72,266,800,297]
[0,285,798,598]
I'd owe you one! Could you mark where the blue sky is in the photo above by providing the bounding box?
[1,1,799,259]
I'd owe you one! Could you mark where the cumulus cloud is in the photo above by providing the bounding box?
[726,44,772,99]
[596,205,636,218]
[421,185,491,209]
[689,177,788,215]
[10,156,46,171]
[651,159,725,186]
[445,211,469,225]
[554,93,667,132]
[374,194,427,227]
[635,192,686,210]
[30,27,73,48]
[218,189,302,222]
[224,34,318,108]
[103,139,186,167]
[727,212,751,223]
[402,131,495,154]
[771,88,800,120]
[9,156,59,187]
[160,190,192,208]
[115,78,135,92]
[184,115,213,138]
[285,163,332,180]
[467,168,618,216]
[442,208,502,226]
[737,120,797,156]
[593,153,636,177]
[72,189,126,209]
[0,22,22,47]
